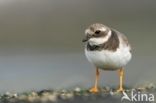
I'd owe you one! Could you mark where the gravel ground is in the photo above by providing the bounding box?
[0,83,156,103]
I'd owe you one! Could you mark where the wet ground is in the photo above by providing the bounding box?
[1,83,155,103]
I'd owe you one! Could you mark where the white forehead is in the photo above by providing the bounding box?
[99,27,107,31]
[85,27,107,35]
[85,29,92,34]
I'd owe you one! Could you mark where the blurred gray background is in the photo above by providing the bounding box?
[0,0,155,93]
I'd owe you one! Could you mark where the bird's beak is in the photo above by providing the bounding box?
[82,35,91,42]
[82,37,89,42]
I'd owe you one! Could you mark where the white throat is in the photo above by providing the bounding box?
[88,30,112,46]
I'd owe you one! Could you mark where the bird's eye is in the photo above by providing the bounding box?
[95,30,101,34]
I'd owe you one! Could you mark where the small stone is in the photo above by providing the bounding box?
[146,83,156,90]
[5,92,12,98]
[3,92,18,100]
[125,89,131,93]
[5,92,11,96]
[66,92,74,100]
[47,94,58,102]
[12,93,18,98]
[31,91,38,97]
[74,87,81,92]
[137,87,146,91]
[38,89,53,95]
[110,90,114,96]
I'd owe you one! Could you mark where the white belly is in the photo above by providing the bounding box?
[85,45,132,70]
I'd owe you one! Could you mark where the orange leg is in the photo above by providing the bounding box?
[117,68,124,92]
[89,68,100,93]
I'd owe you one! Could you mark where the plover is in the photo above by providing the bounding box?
[82,23,132,93]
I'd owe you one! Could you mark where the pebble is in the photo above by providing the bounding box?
[0,84,155,103]
[74,87,81,92]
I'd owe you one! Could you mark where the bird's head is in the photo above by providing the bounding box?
[82,23,112,45]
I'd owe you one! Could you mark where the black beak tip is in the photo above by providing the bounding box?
[82,39,87,42]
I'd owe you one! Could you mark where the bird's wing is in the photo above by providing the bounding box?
[111,28,132,52]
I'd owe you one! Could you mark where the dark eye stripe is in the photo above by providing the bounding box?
[95,30,101,34]
[93,31,107,37]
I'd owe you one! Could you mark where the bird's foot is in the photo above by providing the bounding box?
[116,88,124,93]
[89,87,99,93]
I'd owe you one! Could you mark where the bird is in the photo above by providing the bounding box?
[82,23,132,93]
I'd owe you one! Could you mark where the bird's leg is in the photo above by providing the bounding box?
[117,68,124,92]
[89,68,100,93]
